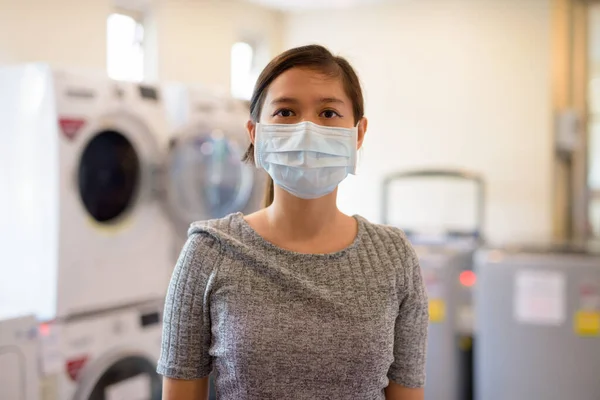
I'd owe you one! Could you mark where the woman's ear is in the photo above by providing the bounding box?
[357,117,368,150]
[246,120,256,145]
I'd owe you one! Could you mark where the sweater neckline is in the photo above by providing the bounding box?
[231,212,364,259]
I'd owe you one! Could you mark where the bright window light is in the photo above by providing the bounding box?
[231,42,256,101]
[107,13,144,82]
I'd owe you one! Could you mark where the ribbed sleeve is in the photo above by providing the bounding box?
[156,232,222,380]
[386,229,429,388]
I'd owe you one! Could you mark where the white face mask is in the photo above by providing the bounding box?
[254,121,358,199]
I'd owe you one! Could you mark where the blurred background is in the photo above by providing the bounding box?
[1,0,599,399]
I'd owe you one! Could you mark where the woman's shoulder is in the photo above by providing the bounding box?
[188,212,250,242]
[175,226,223,275]
[355,216,423,296]
[170,214,242,283]
[188,212,238,236]
[356,215,413,247]
[183,212,250,255]
[355,215,418,264]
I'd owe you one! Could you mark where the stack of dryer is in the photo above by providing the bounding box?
[381,169,485,400]
[0,64,168,400]
[0,67,266,400]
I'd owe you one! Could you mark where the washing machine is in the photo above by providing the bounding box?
[37,299,163,400]
[0,315,40,400]
[0,64,172,322]
[381,169,485,400]
[163,82,227,132]
[163,84,267,260]
[474,244,600,400]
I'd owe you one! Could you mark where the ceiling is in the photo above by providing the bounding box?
[242,0,389,11]
[114,0,391,13]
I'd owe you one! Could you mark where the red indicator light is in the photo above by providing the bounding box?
[460,271,476,287]
[39,323,50,337]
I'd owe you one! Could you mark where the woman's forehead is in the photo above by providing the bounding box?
[264,67,350,105]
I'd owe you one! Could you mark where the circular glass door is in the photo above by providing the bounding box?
[168,129,253,227]
[87,356,161,400]
[78,131,140,224]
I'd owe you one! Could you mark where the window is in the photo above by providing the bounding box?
[107,13,144,82]
[231,42,257,101]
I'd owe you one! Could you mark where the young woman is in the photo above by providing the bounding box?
[158,45,428,400]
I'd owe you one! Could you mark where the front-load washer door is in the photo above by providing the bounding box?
[78,355,161,400]
[78,130,140,224]
[166,122,254,235]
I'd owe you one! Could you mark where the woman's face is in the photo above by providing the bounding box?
[248,67,367,148]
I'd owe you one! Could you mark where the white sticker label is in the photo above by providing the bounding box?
[515,270,566,326]
[105,374,151,400]
[457,305,475,333]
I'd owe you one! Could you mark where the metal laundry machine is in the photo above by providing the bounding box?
[0,64,172,322]
[382,169,486,400]
[37,299,164,400]
[474,244,600,400]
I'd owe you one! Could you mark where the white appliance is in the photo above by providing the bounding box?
[38,300,163,400]
[163,84,267,258]
[163,82,227,132]
[0,64,172,321]
[0,316,40,400]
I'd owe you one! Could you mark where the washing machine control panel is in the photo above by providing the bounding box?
[140,311,160,328]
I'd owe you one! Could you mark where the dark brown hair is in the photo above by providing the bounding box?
[242,44,365,207]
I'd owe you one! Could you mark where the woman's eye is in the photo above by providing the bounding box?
[320,110,341,119]
[275,109,295,118]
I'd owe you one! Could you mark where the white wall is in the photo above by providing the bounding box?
[153,0,283,90]
[0,0,111,69]
[0,0,283,90]
[284,0,553,245]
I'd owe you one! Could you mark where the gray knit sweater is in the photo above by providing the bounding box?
[157,212,428,399]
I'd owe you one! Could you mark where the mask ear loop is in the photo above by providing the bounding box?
[253,123,262,169]
[349,122,360,175]
[356,144,365,174]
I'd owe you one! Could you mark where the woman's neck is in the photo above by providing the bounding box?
[265,187,342,240]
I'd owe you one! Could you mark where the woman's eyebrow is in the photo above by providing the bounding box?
[270,97,346,105]
[319,97,345,104]
[270,97,299,105]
